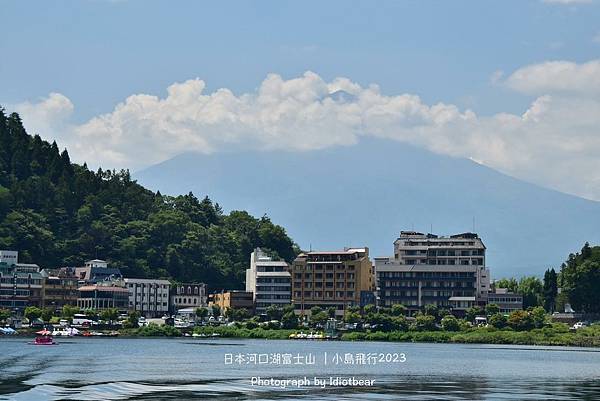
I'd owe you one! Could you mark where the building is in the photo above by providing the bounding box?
[488,287,523,314]
[40,267,79,309]
[77,279,129,310]
[209,290,254,313]
[75,259,122,284]
[245,248,291,314]
[291,247,375,317]
[0,251,43,310]
[0,250,18,266]
[171,282,207,313]
[376,231,490,315]
[124,278,171,317]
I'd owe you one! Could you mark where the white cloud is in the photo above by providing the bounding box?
[505,59,600,95]
[13,93,74,137]
[12,65,600,201]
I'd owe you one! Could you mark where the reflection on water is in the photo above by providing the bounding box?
[1,338,599,400]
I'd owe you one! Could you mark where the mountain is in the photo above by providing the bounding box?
[0,110,296,290]
[136,138,600,279]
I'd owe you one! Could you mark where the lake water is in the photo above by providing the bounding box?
[1,337,599,400]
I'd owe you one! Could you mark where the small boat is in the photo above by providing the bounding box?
[32,329,57,345]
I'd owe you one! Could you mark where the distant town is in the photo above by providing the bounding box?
[0,231,532,328]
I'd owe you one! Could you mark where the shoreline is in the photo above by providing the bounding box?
[7,323,599,348]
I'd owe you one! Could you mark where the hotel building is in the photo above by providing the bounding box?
[75,259,122,284]
[124,278,171,317]
[291,247,375,317]
[245,248,291,314]
[0,251,43,310]
[40,267,79,309]
[77,279,129,310]
[376,231,490,315]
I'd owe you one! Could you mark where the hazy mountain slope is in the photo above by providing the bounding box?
[135,138,600,278]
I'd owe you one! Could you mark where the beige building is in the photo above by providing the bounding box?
[291,247,374,317]
[209,290,254,313]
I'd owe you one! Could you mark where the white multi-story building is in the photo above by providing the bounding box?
[376,231,490,315]
[123,278,171,318]
[0,250,18,266]
[246,248,291,314]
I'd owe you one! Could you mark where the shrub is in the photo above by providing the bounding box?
[414,313,437,331]
[489,313,507,329]
[507,310,533,331]
[441,315,460,331]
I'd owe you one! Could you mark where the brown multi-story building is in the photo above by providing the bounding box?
[41,267,79,309]
[291,247,375,317]
[209,290,254,313]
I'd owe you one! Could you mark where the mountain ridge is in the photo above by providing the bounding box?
[136,138,600,278]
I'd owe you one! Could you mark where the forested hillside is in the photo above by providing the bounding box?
[0,109,298,289]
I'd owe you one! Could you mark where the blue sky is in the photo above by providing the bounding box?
[2,0,598,118]
[2,0,600,199]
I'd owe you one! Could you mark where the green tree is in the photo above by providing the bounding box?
[392,315,409,331]
[24,306,42,322]
[414,313,437,331]
[195,307,208,321]
[441,315,460,331]
[559,243,600,313]
[344,310,362,324]
[363,304,376,315]
[310,309,329,326]
[518,276,543,308]
[0,108,298,290]
[41,307,54,322]
[281,311,299,329]
[226,308,250,321]
[310,306,323,317]
[507,310,533,331]
[423,304,439,319]
[465,306,484,322]
[265,305,283,321]
[488,313,507,329]
[485,303,499,316]
[391,304,407,316]
[542,268,558,312]
[531,306,547,329]
[100,308,119,324]
[211,305,221,318]
[124,310,141,329]
[61,305,79,319]
[495,278,519,293]
[0,308,11,322]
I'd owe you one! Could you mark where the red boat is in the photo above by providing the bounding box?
[32,329,57,345]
